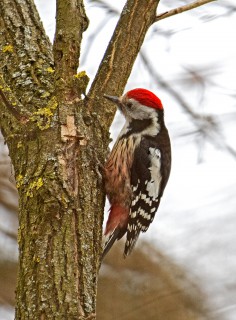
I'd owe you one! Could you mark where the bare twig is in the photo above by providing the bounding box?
[139,50,236,159]
[155,0,216,22]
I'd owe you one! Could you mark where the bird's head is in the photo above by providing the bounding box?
[104,88,163,120]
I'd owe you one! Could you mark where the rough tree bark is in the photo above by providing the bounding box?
[0,0,159,318]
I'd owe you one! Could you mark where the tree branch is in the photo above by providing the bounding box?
[155,0,216,22]
[0,0,54,116]
[53,0,89,109]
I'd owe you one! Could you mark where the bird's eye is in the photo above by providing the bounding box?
[126,101,133,108]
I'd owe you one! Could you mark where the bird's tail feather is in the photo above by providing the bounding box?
[124,228,141,258]
[102,228,121,260]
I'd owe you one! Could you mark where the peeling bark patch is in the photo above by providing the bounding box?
[61,115,77,142]
[58,115,81,196]
[61,115,87,145]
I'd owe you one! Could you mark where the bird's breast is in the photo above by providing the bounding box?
[104,136,138,206]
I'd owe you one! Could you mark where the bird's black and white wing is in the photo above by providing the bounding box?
[124,138,163,256]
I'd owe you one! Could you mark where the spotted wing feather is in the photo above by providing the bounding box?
[124,138,162,256]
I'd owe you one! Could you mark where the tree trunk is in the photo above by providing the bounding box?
[0,0,159,318]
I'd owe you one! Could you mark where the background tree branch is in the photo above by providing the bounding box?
[155,0,216,22]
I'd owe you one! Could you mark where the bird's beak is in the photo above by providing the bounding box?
[104,94,120,104]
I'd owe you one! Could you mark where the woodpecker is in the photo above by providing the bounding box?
[103,88,171,258]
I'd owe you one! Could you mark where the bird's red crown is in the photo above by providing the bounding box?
[126,88,163,110]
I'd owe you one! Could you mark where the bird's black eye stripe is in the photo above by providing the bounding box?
[126,101,133,108]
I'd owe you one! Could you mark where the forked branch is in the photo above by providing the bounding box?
[88,0,159,128]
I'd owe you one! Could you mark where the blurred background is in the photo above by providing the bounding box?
[0,0,236,319]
